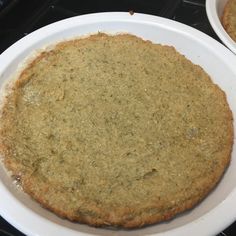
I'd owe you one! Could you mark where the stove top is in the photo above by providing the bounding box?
[0,0,235,235]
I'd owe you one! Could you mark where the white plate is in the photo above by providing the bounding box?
[206,0,236,54]
[1,12,236,236]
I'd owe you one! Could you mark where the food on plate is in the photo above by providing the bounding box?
[222,0,236,42]
[0,33,233,228]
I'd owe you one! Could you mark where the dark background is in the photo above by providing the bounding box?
[0,0,235,235]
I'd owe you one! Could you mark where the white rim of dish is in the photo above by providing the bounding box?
[0,12,236,236]
[206,0,236,54]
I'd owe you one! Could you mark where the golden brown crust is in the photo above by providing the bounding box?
[222,0,236,42]
[0,33,233,228]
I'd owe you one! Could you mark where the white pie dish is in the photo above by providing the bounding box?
[0,12,236,236]
[206,0,236,54]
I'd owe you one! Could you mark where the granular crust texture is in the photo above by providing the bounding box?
[222,0,236,42]
[0,33,233,228]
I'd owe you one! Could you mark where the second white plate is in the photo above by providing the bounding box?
[206,0,236,54]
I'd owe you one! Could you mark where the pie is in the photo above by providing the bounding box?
[222,0,236,42]
[0,33,233,228]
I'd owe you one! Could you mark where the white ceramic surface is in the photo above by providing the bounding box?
[206,0,236,54]
[1,12,236,236]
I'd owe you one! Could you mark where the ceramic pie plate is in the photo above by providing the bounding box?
[206,0,236,54]
[0,12,236,236]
